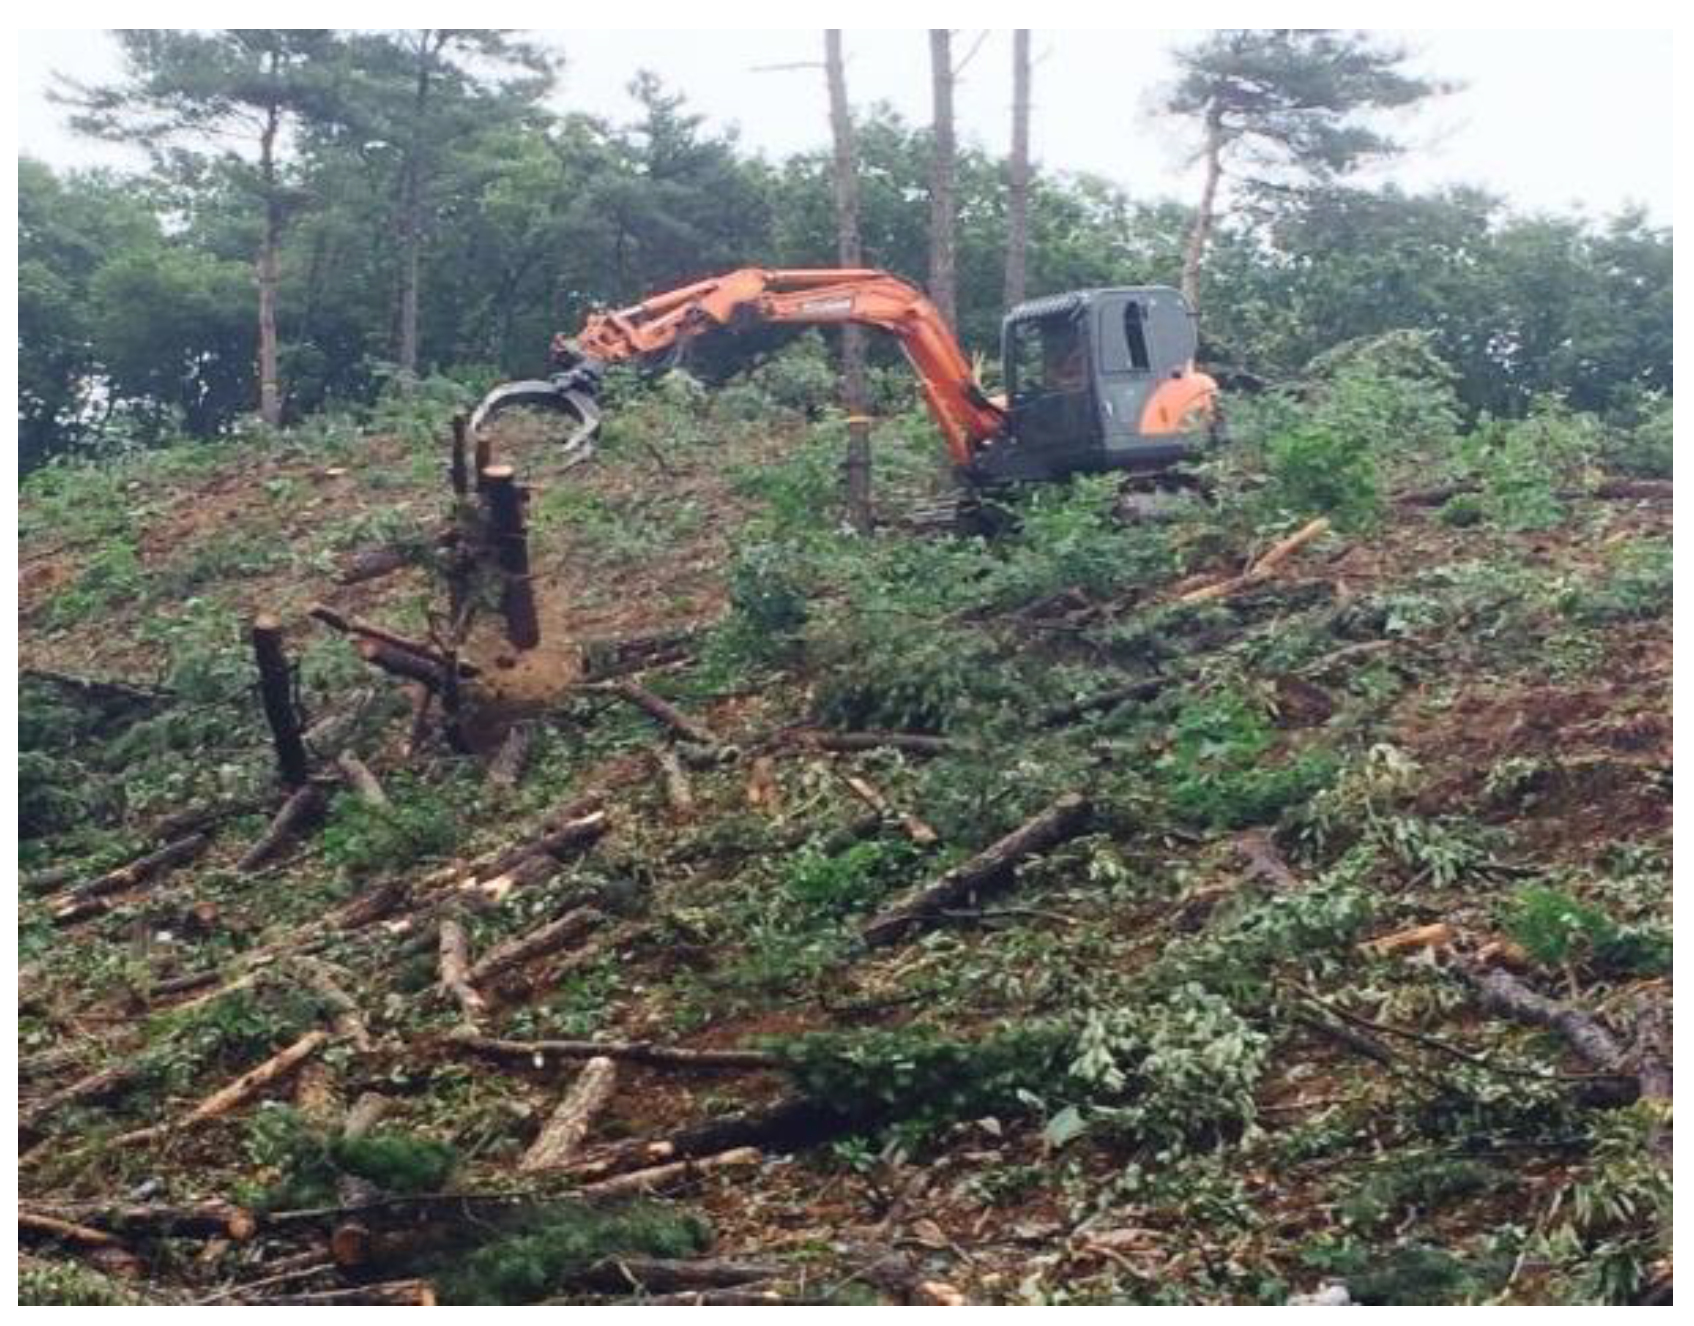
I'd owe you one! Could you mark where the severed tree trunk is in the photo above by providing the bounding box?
[927,30,958,331]
[824,29,873,535]
[438,917,487,1026]
[252,615,309,788]
[467,907,604,988]
[576,1146,761,1199]
[238,783,326,872]
[862,792,1092,946]
[482,465,540,649]
[520,1056,618,1173]
[1004,29,1032,307]
[1180,101,1225,313]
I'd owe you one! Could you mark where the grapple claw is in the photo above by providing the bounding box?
[467,371,602,464]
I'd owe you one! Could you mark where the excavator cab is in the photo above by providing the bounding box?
[982,286,1212,483]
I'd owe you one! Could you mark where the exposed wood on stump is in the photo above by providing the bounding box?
[482,465,540,650]
[862,792,1092,947]
[238,783,326,871]
[520,1056,618,1173]
[251,615,309,788]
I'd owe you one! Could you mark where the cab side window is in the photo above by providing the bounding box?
[1123,300,1151,372]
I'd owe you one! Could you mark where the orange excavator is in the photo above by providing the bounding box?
[469,267,1218,487]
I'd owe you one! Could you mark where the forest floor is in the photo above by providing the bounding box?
[16,379,1672,1306]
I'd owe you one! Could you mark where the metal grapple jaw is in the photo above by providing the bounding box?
[466,349,605,464]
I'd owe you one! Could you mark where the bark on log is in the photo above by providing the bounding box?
[252,615,310,788]
[482,465,540,650]
[476,809,608,883]
[452,1031,779,1073]
[862,792,1092,947]
[1178,518,1331,604]
[799,730,960,757]
[575,1145,761,1198]
[520,1056,618,1173]
[467,907,605,987]
[112,1030,330,1147]
[1455,962,1628,1072]
[48,833,210,925]
[330,1092,394,1269]
[310,604,478,678]
[600,679,716,746]
[486,723,533,789]
[297,959,373,1052]
[356,638,448,691]
[238,784,326,872]
[335,545,411,586]
[841,773,938,846]
[334,752,389,808]
[450,414,470,496]
[20,1061,144,1131]
[655,746,695,814]
[22,1200,254,1241]
[19,1209,127,1247]
[438,917,487,1026]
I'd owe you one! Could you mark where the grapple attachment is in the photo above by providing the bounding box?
[467,355,604,464]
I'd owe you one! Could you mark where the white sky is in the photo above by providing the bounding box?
[15,29,1676,223]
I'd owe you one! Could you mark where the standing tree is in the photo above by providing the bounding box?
[1163,29,1446,312]
[60,30,353,426]
[1004,29,1032,307]
[927,29,958,331]
[824,30,873,533]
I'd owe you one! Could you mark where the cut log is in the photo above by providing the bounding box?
[309,604,478,678]
[19,1209,127,1248]
[486,723,533,789]
[1362,922,1456,957]
[296,959,373,1052]
[438,917,487,1027]
[356,638,448,691]
[520,1056,618,1173]
[20,1061,144,1131]
[112,1030,330,1147]
[482,465,540,650]
[576,1146,761,1199]
[595,678,717,747]
[476,809,608,883]
[1178,518,1331,604]
[336,545,411,585]
[655,746,695,814]
[251,615,310,788]
[334,752,389,808]
[22,1200,254,1241]
[330,1092,394,1269]
[799,730,960,757]
[576,1256,790,1295]
[841,774,938,846]
[452,1031,779,1073]
[1454,962,1628,1074]
[861,792,1092,947]
[238,784,326,872]
[47,833,210,926]
[467,907,605,987]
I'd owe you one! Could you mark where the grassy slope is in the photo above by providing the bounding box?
[16,381,1671,1306]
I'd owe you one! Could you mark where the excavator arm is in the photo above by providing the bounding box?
[471,268,1007,470]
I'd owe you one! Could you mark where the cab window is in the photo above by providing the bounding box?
[1008,314,1088,400]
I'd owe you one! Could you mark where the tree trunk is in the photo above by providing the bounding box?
[1180,102,1225,313]
[396,32,440,380]
[1004,30,1032,308]
[928,30,958,331]
[257,97,283,428]
[482,465,540,650]
[824,30,873,535]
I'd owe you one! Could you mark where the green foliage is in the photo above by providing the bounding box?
[1156,689,1338,829]
[1456,398,1603,530]
[1608,394,1672,478]
[435,1203,711,1305]
[18,1261,146,1307]
[143,987,323,1093]
[43,538,146,627]
[1261,422,1382,531]
[242,1104,457,1211]
[783,837,919,917]
[1338,1153,1502,1232]
[1560,538,1670,625]
[1504,885,1670,978]
[319,775,464,877]
[1304,1242,1507,1306]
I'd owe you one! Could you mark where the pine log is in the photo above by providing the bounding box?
[356,638,448,691]
[297,959,373,1052]
[861,792,1092,947]
[334,752,389,808]
[47,833,209,926]
[475,809,608,882]
[19,1209,127,1248]
[575,1146,761,1198]
[438,917,487,1026]
[451,1031,779,1073]
[1455,963,1628,1073]
[309,604,478,677]
[600,679,716,746]
[1178,518,1331,604]
[486,723,533,788]
[20,1061,144,1131]
[22,1200,255,1241]
[237,784,326,871]
[841,773,938,846]
[520,1057,618,1173]
[467,907,605,987]
[252,615,310,788]
[112,1030,330,1147]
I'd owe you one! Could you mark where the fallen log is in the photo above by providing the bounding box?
[1361,922,1456,958]
[841,773,938,846]
[520,1056,618,1174]
[576,1256,790,1295]
[19,1209,127,1249]
[598,679,717,747]
[561,1097,858,1185]
[575,1145,761,1199]
[451,1031,779,1073]
[1454,962,1628,1073]
[1177,518,1331,605]
[334,752,390,808]
[474,808,608,883]
[330,1092,394,1268]
[112,1030,331,1147]
[467,907,605,988]
[438,917,488,1027]
[861,792,1092,947]
[21,1200,255,1241]
[486,723,533,789]
[47,833,211,926]
[297,959,373,1053]
[797,730,960,757]
[579,625,706,681]
[1040,677,1166,728]
[237,783,326,871]
[309,604,480,678]
[356,638,449,691]
[259,1280,437,1307]
[20,1061,145,1131]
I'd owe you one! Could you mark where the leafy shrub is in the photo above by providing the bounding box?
[242,1104,457,1211]
[1305,330,1463,455]
[319,776,463,876]
[1608,395,1672,478]
[1338,1154,1502,1231]
[808,614,1006,733]
[1459,398,1603,530]
[19,1262,144,1306]
[1560,539,1670,625]
[1156,689,1338,829]
[783,837,919,917]
[714,541,811,665]
[43,538,146,627]
[1504,885,1670,978]
[1262,422,1382,531]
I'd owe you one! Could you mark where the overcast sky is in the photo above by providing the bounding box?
[16,29,1675,223]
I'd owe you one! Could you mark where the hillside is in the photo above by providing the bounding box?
[17,346,1672,1306]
